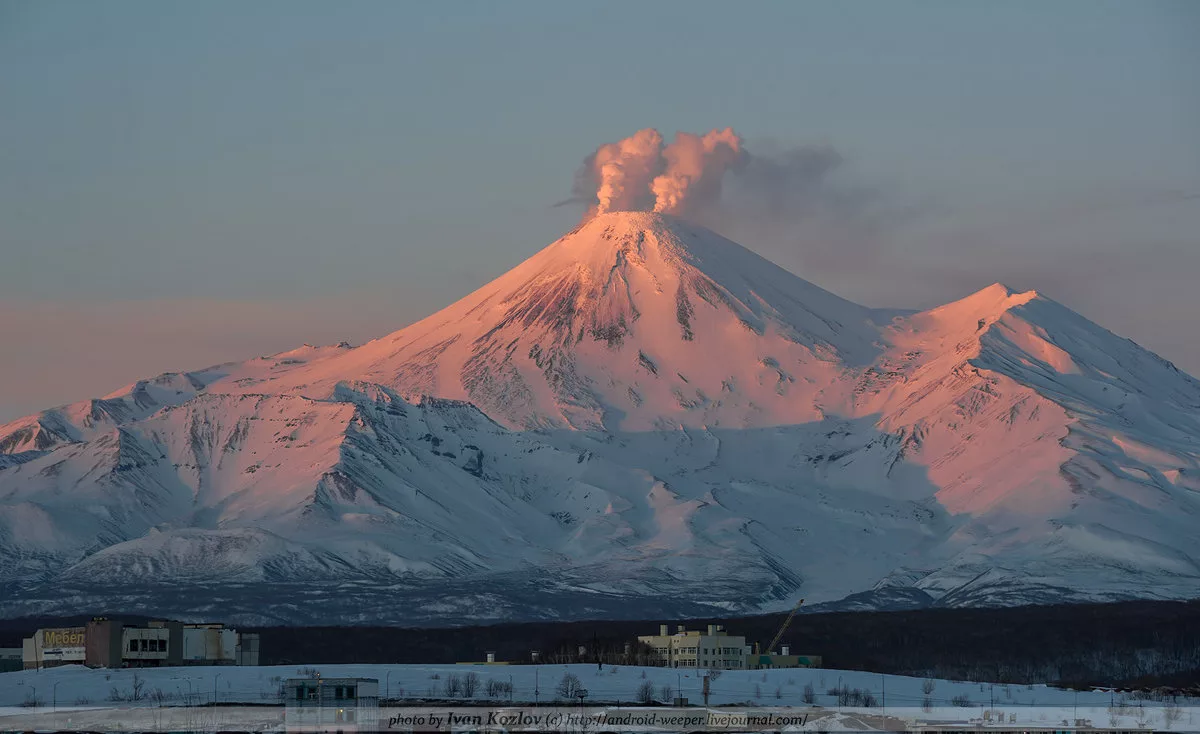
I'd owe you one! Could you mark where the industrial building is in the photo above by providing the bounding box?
[638,620,822,670]
[746,649,823,669]
[285,677,379,733]
[637,624,750,669]
[0,647,20,672]
[22,618,259,669]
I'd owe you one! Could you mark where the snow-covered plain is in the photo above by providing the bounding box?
[1,663,1196,731]
[2,212,1200,623]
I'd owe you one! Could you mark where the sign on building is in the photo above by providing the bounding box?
[42,627,86,654]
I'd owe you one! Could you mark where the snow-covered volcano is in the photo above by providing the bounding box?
[2,212,1199,624]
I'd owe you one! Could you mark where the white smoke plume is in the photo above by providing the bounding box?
[571,127,747,219]
[651,127,743,214]
[593,128,663,214]
[565,128,904,284]
[567,129,895,272]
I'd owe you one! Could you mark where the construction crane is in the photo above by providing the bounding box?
[765,597,804,654]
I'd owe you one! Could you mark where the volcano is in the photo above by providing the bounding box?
[2,212,1199,624]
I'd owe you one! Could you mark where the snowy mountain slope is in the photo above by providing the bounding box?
[187,212,899,431]
[1,212,1199,623]
[0,343,353,457]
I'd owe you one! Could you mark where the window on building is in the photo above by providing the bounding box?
[129,640,138,652]
[140,639,149,651]
[296,687,306,701]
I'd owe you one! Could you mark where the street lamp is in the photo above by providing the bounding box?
[214,672,222,705]
[53,680,62,712]
[172,676,194,705]
[385,670,392,702]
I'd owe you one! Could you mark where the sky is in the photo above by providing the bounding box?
[1,0,1198,422]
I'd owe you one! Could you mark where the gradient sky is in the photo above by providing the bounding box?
[2,0,1198,421]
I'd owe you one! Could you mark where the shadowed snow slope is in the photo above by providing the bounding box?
[2,212,1199,624]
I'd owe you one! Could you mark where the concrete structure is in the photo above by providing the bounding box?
[24,618,258,669]
[637,624,750,669]
[285,677,379,733]
[236,632,261,666]
[85,618,125,668]
[122,620,184,666]
[182,623,236,663]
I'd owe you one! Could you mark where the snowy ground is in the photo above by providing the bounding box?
[2,662,1198,730]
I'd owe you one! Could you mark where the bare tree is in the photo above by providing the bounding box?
[556,672,583,701]
[660,684,673,703]
[443,673,463,698]
[636,680,655,704]
[462,672,479,698]
[1164,701,1183,729]
[803,683,815,704]
[922,678,936,695]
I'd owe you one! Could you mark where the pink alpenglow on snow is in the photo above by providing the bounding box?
[1,212,1199,625]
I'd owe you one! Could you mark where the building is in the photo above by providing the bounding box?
[285,677,379,733]
[23,626,86,669]
[637,624,749,670]
[236,632,261,666]
[0,647,22,672]
[23,618,259,669]
[121,620,184,666]
[746,645,823,670]
[638,624,823,670]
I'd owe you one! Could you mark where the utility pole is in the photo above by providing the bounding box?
[881,675,885,717]
[534,668,539,707]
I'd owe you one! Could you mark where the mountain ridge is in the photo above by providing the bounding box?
[2,212,1198,624]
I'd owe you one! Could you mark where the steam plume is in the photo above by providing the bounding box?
[651,127,743,214]
[568,128,890,270]
[573,127,748,218]
[592,128,663,214]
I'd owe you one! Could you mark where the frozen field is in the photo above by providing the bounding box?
[2,662,1197,730]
